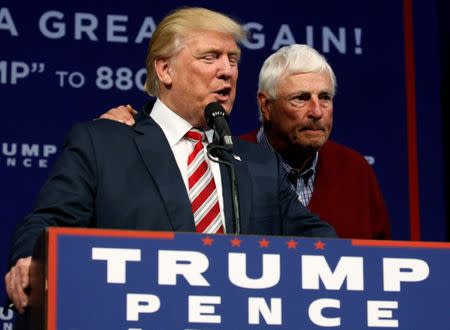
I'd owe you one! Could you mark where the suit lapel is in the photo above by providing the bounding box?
[133,115,195,231]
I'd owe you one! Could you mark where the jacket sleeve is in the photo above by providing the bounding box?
[277,155,337,238]
[8,122,97,267]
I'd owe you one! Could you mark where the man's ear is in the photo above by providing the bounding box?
[154,57,173,88]
[258,92,272,121]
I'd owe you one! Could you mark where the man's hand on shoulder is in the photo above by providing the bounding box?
[99,104,137,126]
[4,256,32,314]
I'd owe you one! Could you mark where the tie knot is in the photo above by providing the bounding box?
[186,128,205,143]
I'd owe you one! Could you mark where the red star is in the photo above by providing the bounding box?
[314,240,325,250]
[286,239,298,249]
[230,237,242,247]
[258,238,270,248]
[202,236,214,246]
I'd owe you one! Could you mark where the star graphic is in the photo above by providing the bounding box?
[258,238,270,248]
[286,239,298,249]
[314,240,325,250]
[230,237,242,247]
[202,236,214,246]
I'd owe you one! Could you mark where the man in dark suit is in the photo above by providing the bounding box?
[5,7,336,314]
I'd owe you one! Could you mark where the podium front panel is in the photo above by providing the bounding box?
[41,228,450,329]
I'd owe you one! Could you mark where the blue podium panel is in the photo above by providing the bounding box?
[44,228,450,329]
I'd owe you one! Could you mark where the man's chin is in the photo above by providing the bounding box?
[218,100,234,114]
[296,139,325,152]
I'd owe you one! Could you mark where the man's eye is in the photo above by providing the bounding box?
[295,93,311,101]
[319,92,332,100]
[202,55,216,62]
[229,56,240,66]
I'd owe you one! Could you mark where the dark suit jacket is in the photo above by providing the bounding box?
[9,112,336,265]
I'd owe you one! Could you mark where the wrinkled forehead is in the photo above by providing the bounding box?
[175,29,241,56]
[279,71,334,92]
[183,29,240,47]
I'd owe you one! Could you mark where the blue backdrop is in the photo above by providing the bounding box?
[0,0,447,325]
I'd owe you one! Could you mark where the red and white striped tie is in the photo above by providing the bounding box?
[186,128,224,234]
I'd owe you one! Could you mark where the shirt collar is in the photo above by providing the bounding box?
[256,126,318,176]
[150,98,214,146]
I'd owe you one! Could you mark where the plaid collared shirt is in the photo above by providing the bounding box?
[256,127,317,206]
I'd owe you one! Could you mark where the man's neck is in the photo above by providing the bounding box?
[278,148,315,173]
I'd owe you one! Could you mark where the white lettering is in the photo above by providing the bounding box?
[306,25,314,47]
[242,22,265,49]
[367,300,398,327]
[188,296,221,323]
[39,159,48,168]
[2,142,16,156]
[302,256,364,290]
[322,26,346,54]
[383,258,429,292]
[91,247,141,283]
[0,8,18,36]
[158,250,209,286]
[6,158,15,166]
[229,253,280,289]
[248,297,282,325]
[272,24,296,50]
[74,12,98,41]
[0,307,13,320]
[23,158,31,167]
[11,61,29,84]
[107,15,128,43]
[3,323,13,330]
[309,298,341,327]
[134,17,156,43]
[43,144,58,157]
[21,144,39,157]
[39,11,65,39]
[126,293,160,321]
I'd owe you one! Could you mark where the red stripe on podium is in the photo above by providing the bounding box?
[352,239,450,249]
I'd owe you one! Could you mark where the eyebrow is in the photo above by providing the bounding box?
[286,89,334,98]
[197,46,241,57]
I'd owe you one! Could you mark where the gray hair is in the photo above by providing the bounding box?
[257,44,336,119]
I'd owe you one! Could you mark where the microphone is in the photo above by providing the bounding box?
[204,102,240,234]
[204,102,233,149]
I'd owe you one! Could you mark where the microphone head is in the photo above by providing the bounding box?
[204,102,227,129]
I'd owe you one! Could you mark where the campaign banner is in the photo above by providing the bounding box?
[1,1,447,327]
[37,228,450,329]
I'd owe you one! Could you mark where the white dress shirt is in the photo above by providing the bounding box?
[150,98,226,232]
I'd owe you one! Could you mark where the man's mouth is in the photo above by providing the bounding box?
[299,125,325,132]
[214,87,231,100]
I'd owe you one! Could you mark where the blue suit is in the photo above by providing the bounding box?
[9,111,336,265]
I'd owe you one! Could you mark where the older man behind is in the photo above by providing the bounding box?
[241,44,390,239]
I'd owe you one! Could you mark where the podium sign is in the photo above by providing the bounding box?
[35,228,450,329]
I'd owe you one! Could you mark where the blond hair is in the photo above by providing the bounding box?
[144,7,246,97]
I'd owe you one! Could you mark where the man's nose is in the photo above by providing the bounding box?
[308,95,323,118]
[217,56,233,78]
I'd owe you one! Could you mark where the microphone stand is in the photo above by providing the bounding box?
[206,144,241,235]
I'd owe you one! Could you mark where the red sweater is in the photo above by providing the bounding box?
[240,130,391,239]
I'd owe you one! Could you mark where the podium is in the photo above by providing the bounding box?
[28,227,450,329]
